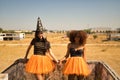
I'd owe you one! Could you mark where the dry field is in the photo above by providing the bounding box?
[0,33,120,77]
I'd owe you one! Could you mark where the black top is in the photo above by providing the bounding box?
[70,48,83,57]
[30,38,51,55]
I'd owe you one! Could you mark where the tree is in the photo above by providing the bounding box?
[93,34,98,39]
[0,28,3,32]
[117,28,120,33]
[84,29,91,34]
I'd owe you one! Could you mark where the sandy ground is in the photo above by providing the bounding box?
[0,33,120,77]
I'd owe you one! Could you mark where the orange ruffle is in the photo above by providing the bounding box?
[63,57,91,76]
[25,55,55,74]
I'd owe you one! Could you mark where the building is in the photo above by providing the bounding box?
[107,33,120,40]
[0,33,25,41]
[91,27,111,33]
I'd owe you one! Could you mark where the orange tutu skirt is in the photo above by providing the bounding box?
[63,57,91,76]
[25,55,55,74]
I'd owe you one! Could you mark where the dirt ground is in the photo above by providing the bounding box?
[0,33,120,77]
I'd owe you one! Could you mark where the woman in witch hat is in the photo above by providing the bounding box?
[24,17,58,80]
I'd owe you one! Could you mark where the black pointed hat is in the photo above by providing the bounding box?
[36,17,43,32]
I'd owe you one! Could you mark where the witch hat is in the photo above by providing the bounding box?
[36,17,43,32]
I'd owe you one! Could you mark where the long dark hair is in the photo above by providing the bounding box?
[34,31,50,50]
[35,31,47,42]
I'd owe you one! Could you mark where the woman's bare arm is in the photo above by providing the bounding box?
[48,49,58,63]
[60,43,71,61]
[24,44,32,59]
[83,45,87,62]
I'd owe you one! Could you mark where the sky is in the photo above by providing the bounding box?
[0,0,120,30]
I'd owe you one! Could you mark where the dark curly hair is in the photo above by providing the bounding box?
[69,30,77,42]
[69,30,87,46]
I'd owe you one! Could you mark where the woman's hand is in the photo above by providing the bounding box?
[23,55,28,63]
[59,60,63,65]
[55,60,59,63]
[57,60,63,69]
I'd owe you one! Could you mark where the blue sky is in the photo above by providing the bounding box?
[0,0,120,30]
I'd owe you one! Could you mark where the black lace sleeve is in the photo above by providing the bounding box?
[46,41,51,49]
